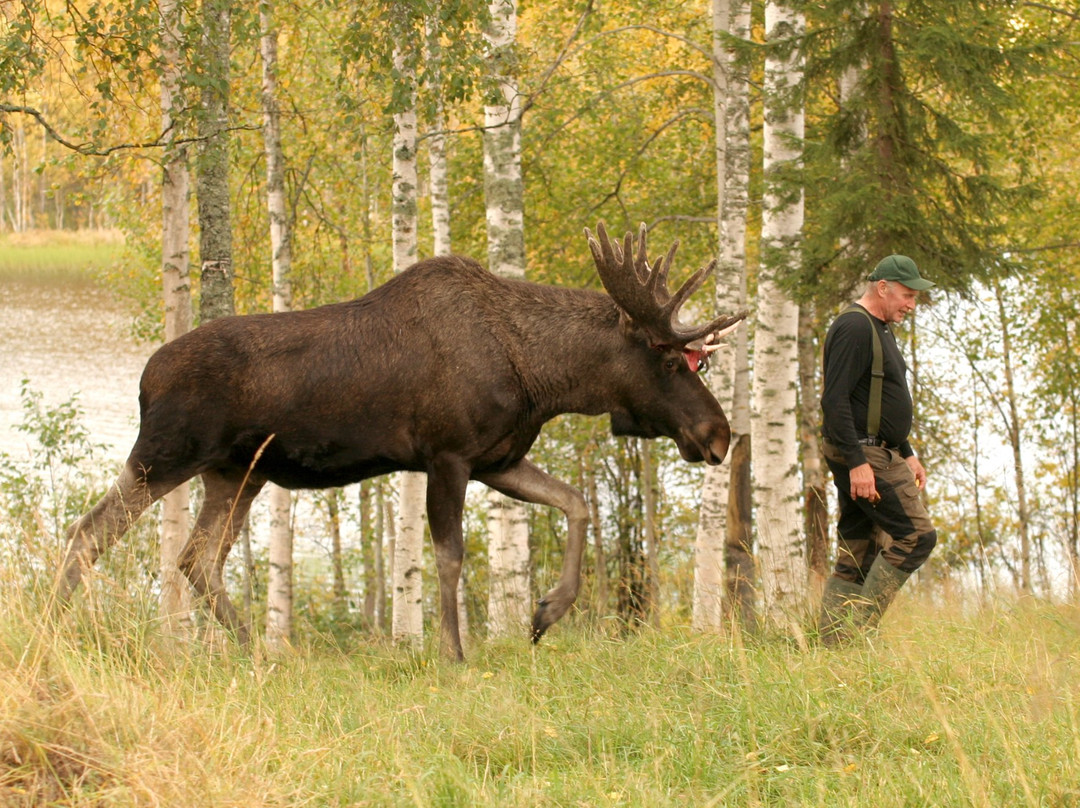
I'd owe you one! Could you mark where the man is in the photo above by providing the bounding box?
[818,254,938,644]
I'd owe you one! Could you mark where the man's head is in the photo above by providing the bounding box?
[868,255,934,291]
[862,255,934,323]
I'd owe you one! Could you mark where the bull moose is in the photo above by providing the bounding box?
[56,222,745,660]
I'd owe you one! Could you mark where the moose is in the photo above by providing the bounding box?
[55,222,745,660]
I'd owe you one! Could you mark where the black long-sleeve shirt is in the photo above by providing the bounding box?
[820,304,914,469]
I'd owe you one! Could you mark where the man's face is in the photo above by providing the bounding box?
[880,281,920,322]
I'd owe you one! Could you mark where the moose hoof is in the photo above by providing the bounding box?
[531,594,573,644]
[531,599,552,644]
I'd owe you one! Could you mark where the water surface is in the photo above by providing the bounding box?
[0,274,150,462]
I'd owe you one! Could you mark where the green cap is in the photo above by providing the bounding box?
[869,255,934,290]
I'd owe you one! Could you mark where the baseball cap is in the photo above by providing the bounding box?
[868,255,934,290]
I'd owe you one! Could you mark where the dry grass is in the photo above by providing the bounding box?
[1,229,124,249]
[0,229,124,279]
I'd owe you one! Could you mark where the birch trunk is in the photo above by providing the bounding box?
[159,0,193,629]
[427,18,452,259]
[326,490,347,617]
[642,443,660,627]
[390,48,425,648]
[694,0,754,631]
[424,17,467,638]
[799,304,829,596]
[752,0,806,624]
[584,443,608,614]
[196,0,234,323]
[483,0,531,636]
[259,0,295,653]
[360,481,376,628]
[994,281,1032,593]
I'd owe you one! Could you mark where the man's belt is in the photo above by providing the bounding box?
[858,436,888,447]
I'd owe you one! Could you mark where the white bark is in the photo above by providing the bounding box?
[159,0,193,629]
[266,489,293,649]
[427,19,452,258]
[483,0,525,280]
[752,0,807,623]
[391,47,425,648]
[483,0,531,636]
[425,19,465,635]
[694,0,753,631]
[393,472,426,646]
[260,0,295,652]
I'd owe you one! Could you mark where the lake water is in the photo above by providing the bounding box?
[0,274,149,463]
[0,271,355,574]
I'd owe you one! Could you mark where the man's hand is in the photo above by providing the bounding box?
[849,463,879,503]
[906,455,927,490]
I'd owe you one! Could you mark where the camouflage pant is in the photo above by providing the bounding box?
[822,440,938,584]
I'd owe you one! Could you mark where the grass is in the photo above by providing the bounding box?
[2,585,1079,807]
[0,229,124,279]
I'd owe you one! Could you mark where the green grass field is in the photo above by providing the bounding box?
[2,587,1078,807]
[0,229,124,279]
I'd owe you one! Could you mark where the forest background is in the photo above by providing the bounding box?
[2,0,1080,648]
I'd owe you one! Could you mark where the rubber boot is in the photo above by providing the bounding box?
[817,576,865,646]
[858,554,912,629]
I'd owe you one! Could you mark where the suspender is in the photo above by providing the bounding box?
[844,305,884,439]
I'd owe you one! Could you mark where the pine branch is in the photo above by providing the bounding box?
[1023,2,1080,22]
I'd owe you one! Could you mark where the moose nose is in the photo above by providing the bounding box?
[704,430,730,465]
[679,420,730,465]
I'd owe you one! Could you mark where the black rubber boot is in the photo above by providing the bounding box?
[858,554,912,629]
[817,576,866,646]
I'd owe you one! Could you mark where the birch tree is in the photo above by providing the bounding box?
[751,0,806,623]
[196,0,235,323]
[425,14,470,638]
[483,0,530,637]
[693,0,754,631]
[260,0,295,653]
[158,0,193,627]
[390,43,426,649]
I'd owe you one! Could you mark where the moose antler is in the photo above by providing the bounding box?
[585,221,746,348]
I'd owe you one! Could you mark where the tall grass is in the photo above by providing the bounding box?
[2,580,1078,806]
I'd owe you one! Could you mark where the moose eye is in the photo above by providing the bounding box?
[664,358,679,372]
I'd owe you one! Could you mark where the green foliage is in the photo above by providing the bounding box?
[798,1,1063,302]
[0,382,158,610]
[1,381,106,541]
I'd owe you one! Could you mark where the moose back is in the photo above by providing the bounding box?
[56,223,744,660]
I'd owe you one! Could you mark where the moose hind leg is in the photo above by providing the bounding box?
[178,469,264,644]
[56,462,168,604]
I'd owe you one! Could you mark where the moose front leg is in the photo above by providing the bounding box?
[476,459,589,644]
[425,456,471,661]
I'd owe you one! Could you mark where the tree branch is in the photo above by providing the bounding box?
[0,103,259,157]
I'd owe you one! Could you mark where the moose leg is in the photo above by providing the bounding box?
[425,456,471,661]
[476,459,589,644]
[178,469,264,644]
[56,462,172,604]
